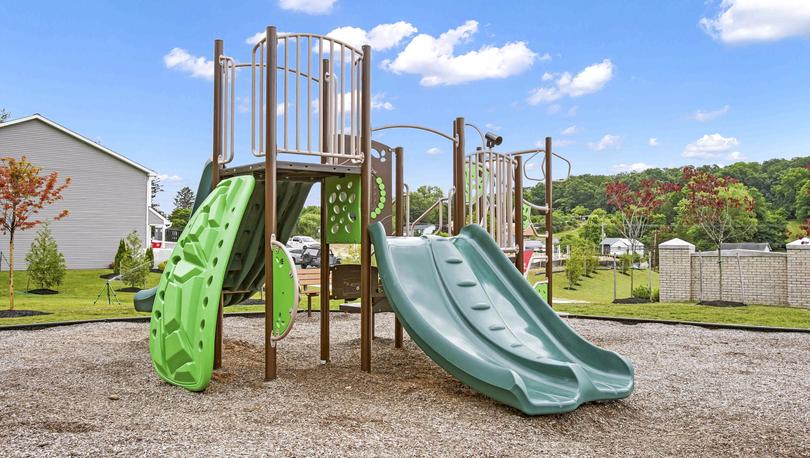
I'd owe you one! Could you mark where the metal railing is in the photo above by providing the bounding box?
[465,150,517,250]
[216,32,368,166]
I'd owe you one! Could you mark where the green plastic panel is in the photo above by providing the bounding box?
[149,176,256,391]
[270,242,298,338]
[370,222,634,415]
[324,175,361,244]
[523,203,533,229]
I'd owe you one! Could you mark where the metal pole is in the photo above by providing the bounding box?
[264,26,278,381]
[394,146,404,348]
[736,251,743,303]
[544,137,553,307]
[649,252,653,302]
[360,45,373,372]
[613,255,617,302]
[453,117,465,235]
[212,38,224,371]
[319,59,331,362]
[515,155,524,273]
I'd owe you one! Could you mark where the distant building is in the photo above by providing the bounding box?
[600,237,645,256]
[0,114,162,269]
[720,242,771,252]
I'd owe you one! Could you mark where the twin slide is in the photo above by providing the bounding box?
[148,177,634,414]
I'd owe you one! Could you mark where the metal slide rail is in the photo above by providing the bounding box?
[215,33,367,165]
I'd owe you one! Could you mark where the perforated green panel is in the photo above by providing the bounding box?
[149,176,255,391]
[324,175,361,244]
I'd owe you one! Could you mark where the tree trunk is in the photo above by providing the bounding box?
[717,245,723,302]
[8,235,14,311]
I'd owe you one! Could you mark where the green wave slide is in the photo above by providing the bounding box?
[369,222,634,415]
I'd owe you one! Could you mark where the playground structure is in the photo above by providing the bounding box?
[144,26,633,414]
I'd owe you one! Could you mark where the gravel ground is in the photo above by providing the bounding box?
[1,314,808,457]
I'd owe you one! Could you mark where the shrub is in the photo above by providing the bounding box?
[120,231,149,289]
[146,247,155,269]
[631,285,660,302]
[113,239,128,274]
[24,224,66,291]
[158,260,167,271]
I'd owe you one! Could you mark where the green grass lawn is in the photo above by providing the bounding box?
[527,268,810,329]
[3,267,809,329]
[0,269,348,327]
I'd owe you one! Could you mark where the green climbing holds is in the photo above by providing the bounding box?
[149,176,256,391]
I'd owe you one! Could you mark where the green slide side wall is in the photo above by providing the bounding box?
[149,176,255,391]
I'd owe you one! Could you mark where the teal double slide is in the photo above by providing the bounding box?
[370,222,634,415]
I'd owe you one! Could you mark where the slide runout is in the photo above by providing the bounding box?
[453,228,634,391]
[370,222,634,415]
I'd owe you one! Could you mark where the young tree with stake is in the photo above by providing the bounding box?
[605,178,678,293]
[678,167,756,302]
[0,156,70,310]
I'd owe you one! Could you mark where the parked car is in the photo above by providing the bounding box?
[286,235,317,250]
[288,247,303,265]
[300,246,341,269]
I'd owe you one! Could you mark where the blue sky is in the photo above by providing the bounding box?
[2,0,809,210]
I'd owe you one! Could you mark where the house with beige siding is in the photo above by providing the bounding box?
[0,114,159,269]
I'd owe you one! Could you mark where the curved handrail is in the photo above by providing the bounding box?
[250,32,366,58]
[410,197,448,234]
[372,124,458,144]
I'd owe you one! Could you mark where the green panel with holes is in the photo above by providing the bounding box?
[149,176,256,391]
[324,175,362,244]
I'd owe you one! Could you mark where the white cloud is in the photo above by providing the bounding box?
[682,133,743,160]
[158,174,183,183]
[588,134,622,151]
[613,162,653,173]
[371,93,394,110]
[726,151,746,161]
[546,104,561,115]
[567,106,578,116]
[163,48,213,80]
[527,59,614,105]
[561,125,577,135]
[538,53,552,62]
[700,0,810,44]
[245,32,266,45]
[325,21,417,51]
[382,20,538,86]
[648,137,659,147]
[555,139,575,147]
[426,147,442,156]
[279,0,336,14]
[693,104,730,121]
[484,123,502,131]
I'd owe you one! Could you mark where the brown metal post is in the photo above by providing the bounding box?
[453,117,465,235]
[264,26,278,381]
[360,45,373,372]
[212,38,223,370]
[393,146,404,348]
[544,137,553,307]
[515,155,525,273]
[319,59,331,362]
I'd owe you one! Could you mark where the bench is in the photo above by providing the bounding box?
[297,268,323,317]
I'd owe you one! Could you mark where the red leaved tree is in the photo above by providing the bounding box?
[679,166,756,302]
[0,156,71,310]
[605,178,679,293]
